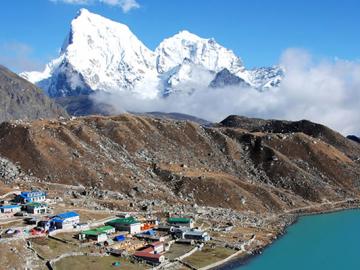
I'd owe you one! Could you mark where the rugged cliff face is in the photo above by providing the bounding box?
[0,65,67,122]
[0,114,359,213]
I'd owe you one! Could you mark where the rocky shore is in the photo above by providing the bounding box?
[214,200,360,270]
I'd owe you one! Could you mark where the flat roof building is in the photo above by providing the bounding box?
[172,227,210,242]
[106,217,141,234]
[0,205,21,214]
[183,230,210,242]
[167,217,194,228]
[134,251,165,264]
[15,191,46,204]
[134,241,166,265]
[25,202,48,214]
[79,225,115,242]
[50,211,80,230]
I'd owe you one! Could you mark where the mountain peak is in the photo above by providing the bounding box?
[210,68,249,88]
[21,9,283,99]
[75,8,114,22]
[173,30,204,40]
[25,8,156,98]
[77,8,90,16]
[173,30,219,45]
[155,30,244,74]
[71,8,130,33]
[61,8,131,53]
[78,8,90,14]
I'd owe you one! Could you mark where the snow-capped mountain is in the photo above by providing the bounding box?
[22,8,158,98]
[246,67,284,90]
[160,58,215,96]
[155,30,245,75]
[21,9,284,99]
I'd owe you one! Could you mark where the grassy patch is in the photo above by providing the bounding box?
[54,232,79,243]
[31,237,81,260]
[182,246,236,268]
[54,255,148,270]
[165,243,194,260]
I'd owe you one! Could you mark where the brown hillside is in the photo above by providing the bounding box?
[0,114,360,214]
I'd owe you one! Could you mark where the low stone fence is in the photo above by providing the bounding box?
[177,244,202,261]
[48,235,69,244]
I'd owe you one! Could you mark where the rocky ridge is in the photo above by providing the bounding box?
[0,65,67,123]
[0,114,359,214]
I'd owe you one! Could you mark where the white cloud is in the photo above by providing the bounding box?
[50,0,140,13]
[91,48,360,136]
[100,0,140,13]
[0,42,45,73]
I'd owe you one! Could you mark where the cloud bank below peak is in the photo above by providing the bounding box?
[92,48,360,136]
[50,0,140,13]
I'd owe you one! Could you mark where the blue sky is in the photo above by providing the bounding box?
[0,0,359,72]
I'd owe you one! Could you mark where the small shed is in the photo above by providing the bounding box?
[149,241,165,254]
[114,234,126,242]
[0,205,21,214]
[108,248,124,257]
[37,220,51,229]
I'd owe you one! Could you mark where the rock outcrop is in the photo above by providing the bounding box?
[0,65,67,123]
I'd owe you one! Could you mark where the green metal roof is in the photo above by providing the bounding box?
[82,225,115,236]
[26,202,47,208]
[106,217,139,225]
[167,217,192,223]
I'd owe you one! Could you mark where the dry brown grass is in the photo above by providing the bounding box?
[0,114,360,215]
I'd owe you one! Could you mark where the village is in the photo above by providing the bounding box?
[0,186,268,270]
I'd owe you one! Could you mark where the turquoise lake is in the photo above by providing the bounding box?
[220,209,360,270]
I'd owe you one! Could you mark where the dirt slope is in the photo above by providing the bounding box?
[0,114,359,214]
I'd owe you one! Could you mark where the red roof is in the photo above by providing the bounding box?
[150,241,163,247]
[139,247,153,253]
[134,251,163,259]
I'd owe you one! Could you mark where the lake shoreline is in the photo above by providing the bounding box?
[211,200,360,270]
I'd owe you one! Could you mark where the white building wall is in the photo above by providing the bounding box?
[129,223,141,234]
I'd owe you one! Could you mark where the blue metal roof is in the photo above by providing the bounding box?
[0,205,21,209]
[114,235,126,241]
[144,229,156,235]
[51,218,64,223]
[19,191,46,198]
[54,211,79,219]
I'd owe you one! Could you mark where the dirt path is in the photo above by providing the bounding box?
[0,190,20,199]
[264,198,359,223]
[198,238,256,270]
